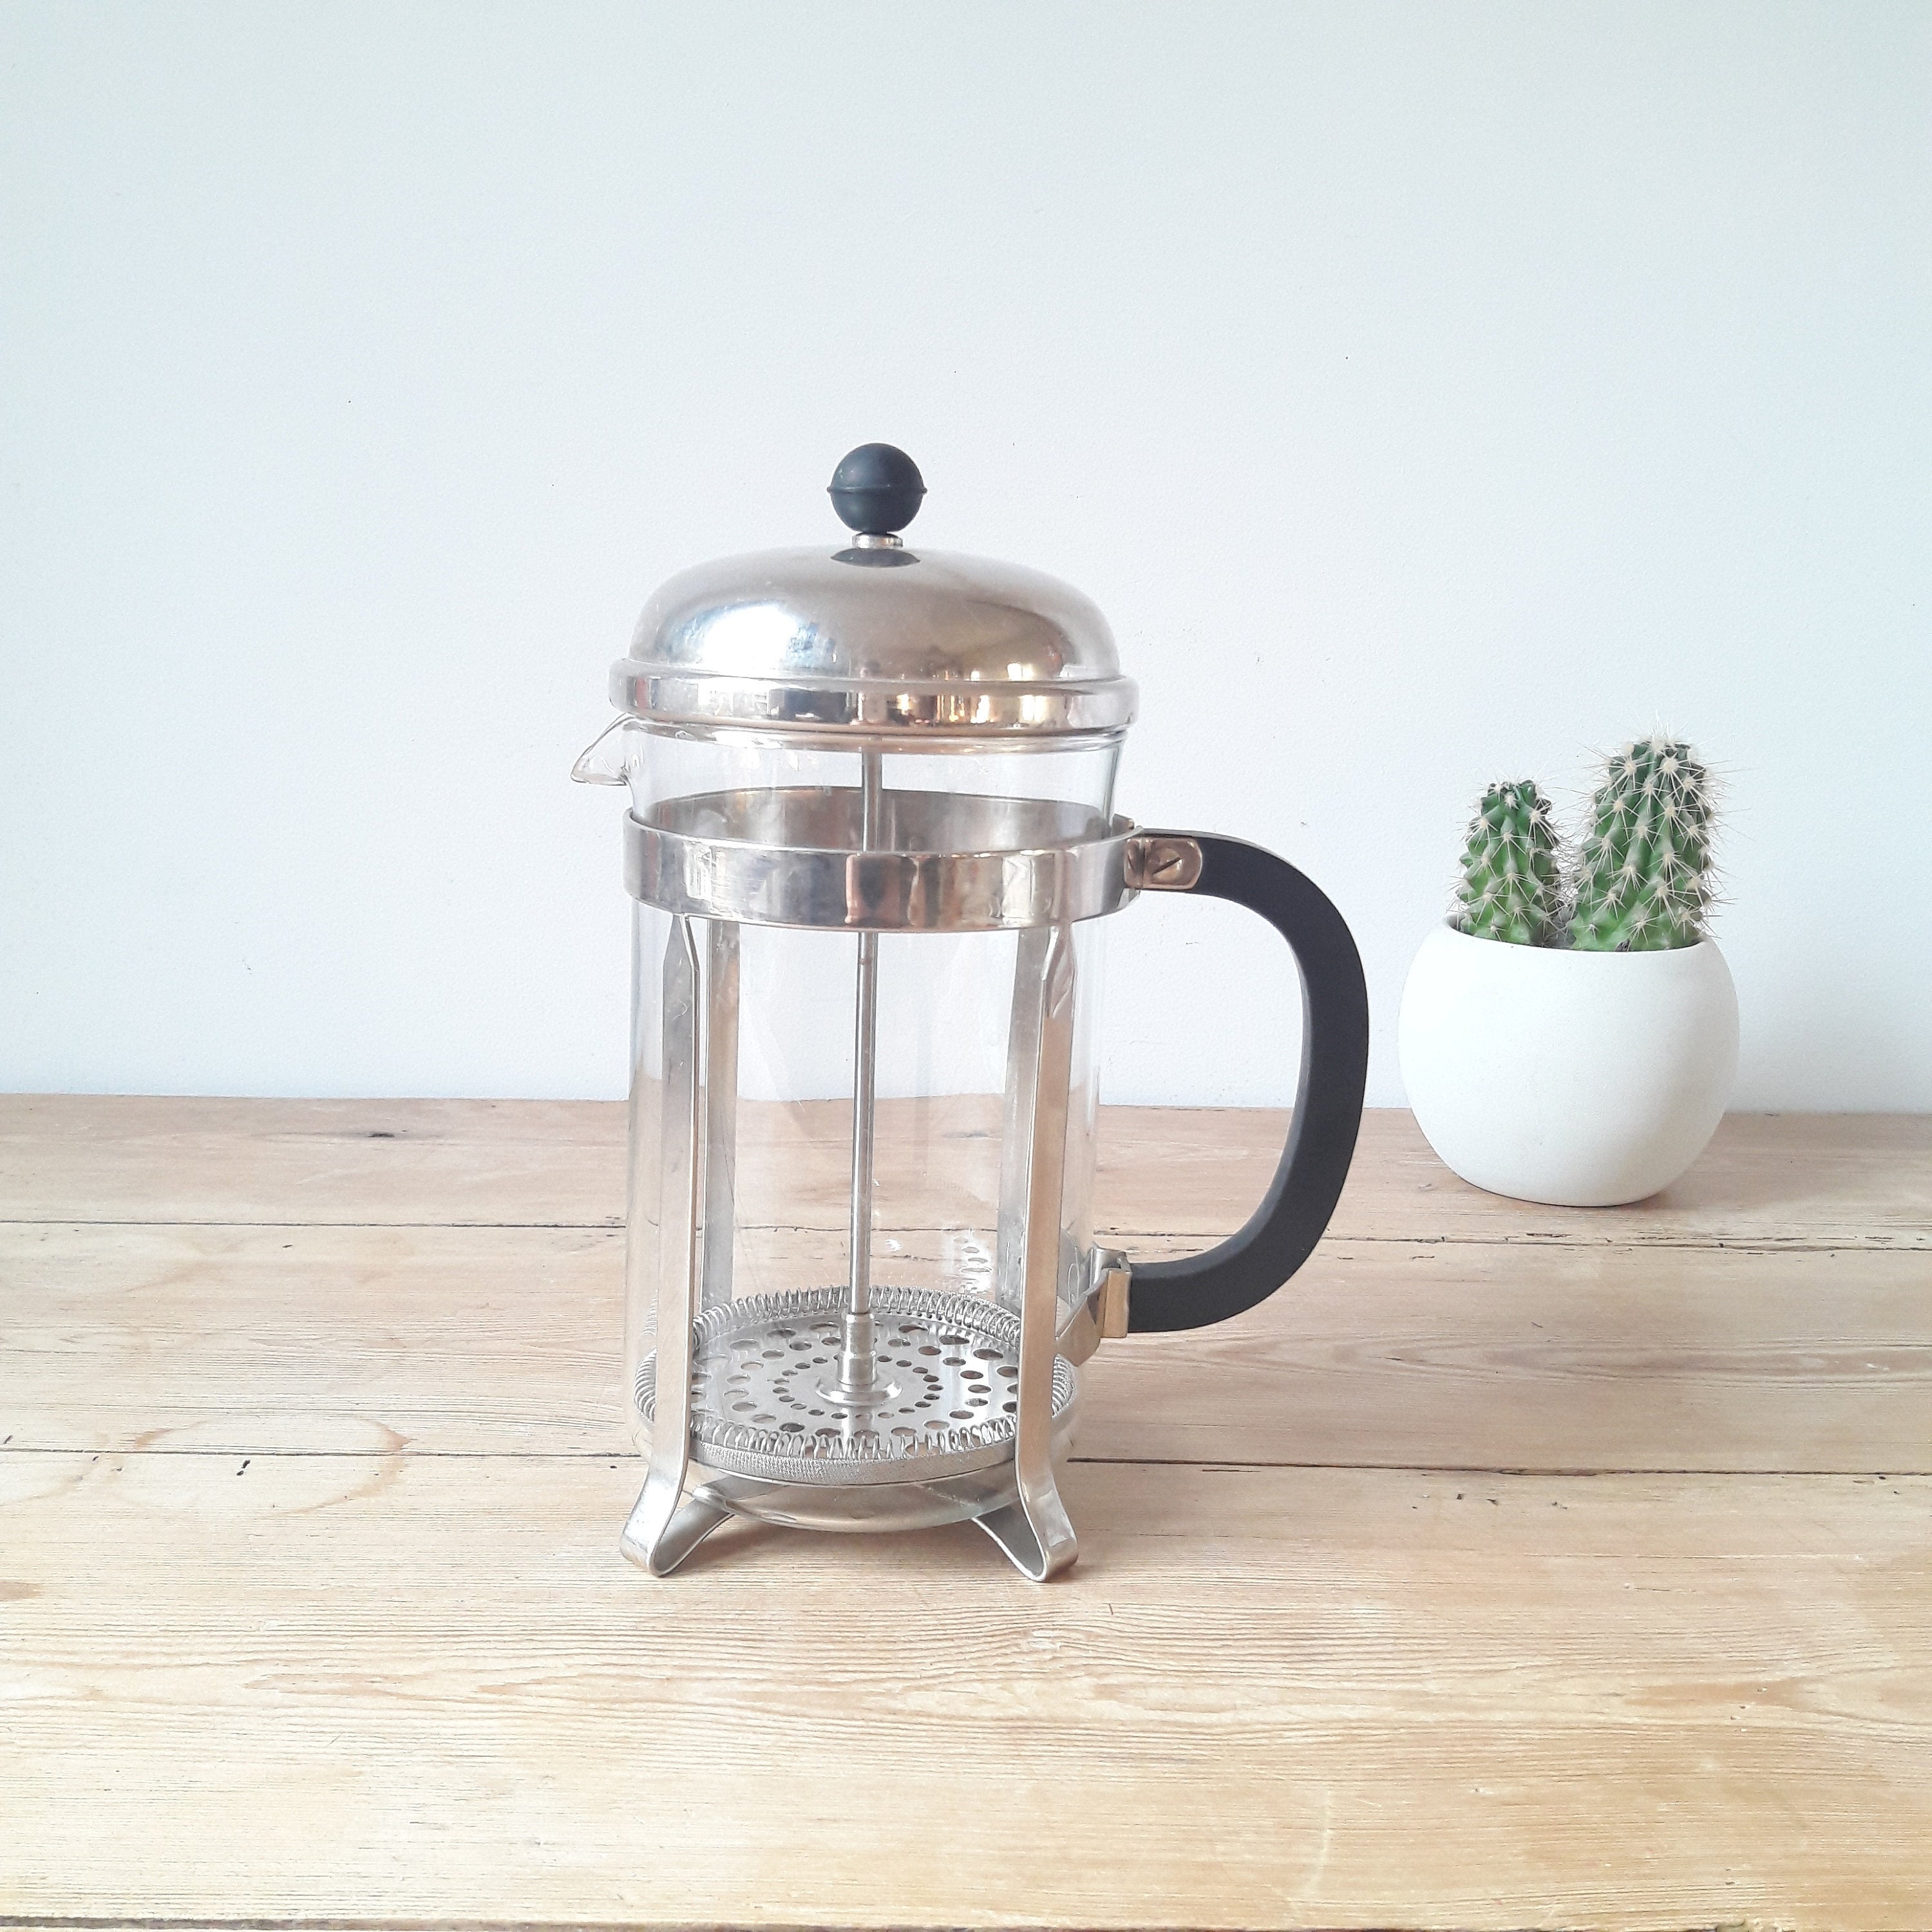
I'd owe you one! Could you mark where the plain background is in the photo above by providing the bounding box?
[3,1,1927,1110]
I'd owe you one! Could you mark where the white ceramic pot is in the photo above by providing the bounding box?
[1397,923,1739,1206]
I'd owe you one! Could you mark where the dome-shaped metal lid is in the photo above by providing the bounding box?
[610,446,1137,739]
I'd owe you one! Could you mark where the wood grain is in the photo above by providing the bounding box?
[2,1097,1928,1931]
[6,1222,1929,1474]
[2,1450,1927,1929]
[5,1094,1927,1247]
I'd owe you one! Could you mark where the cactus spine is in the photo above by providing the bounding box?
[1566,737,1714,951]
[1454,781,1560,946]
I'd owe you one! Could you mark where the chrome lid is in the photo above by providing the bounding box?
[611,445,1137,741]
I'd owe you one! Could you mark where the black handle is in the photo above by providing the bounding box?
[1127,834,1370,1332]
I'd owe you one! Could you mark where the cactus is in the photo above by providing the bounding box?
[1453,780,1560,946]
[1566,737,1715,951]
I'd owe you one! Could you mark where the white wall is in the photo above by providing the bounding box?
[3,1,1927,1110]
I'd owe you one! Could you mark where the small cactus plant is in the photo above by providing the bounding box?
[1453,781,1560,946]
[1567,737,1716,951]
[1447,736,1718,951]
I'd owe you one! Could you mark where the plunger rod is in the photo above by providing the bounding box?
[840,749,884,1394]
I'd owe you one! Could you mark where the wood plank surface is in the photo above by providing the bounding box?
[3,1450,1928,1929]
[6,1222,1929,1473]
[2,1097,1929,1931]
[5,1094,1927,1247]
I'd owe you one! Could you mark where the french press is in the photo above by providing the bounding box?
[574,446,1369,1580]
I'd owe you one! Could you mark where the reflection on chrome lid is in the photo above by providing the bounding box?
[614,545,1135,739]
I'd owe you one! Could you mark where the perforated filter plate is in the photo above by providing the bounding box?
[638,1285,1077,1486]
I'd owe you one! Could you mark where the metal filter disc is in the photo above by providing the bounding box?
[638,1285,1077,1486]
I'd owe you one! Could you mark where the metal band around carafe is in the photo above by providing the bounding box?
[621,790,1144,933]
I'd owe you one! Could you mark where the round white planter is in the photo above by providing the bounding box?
[1397,924,1739,1206]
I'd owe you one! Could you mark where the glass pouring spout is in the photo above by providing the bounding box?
[571,715,642,787]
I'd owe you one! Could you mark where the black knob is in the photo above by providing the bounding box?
[828,444,925,536]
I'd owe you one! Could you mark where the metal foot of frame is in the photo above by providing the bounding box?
[619,1483,733,1577]
[973,1497,1077,1582]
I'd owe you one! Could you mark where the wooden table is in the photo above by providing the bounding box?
[3,1098,1928,1929]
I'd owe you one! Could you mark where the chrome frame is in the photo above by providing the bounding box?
[620,916,712,1575]
[699,919,739,1312]
[623,788,1138,933]
[974,922,1080,1581]
[994,926,1052,1320]
[611,780,1150,1583]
